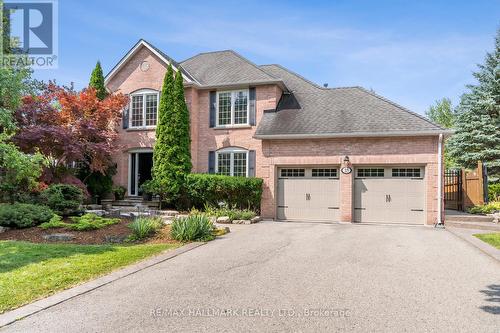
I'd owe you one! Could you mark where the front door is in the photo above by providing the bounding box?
[129,152,153,196]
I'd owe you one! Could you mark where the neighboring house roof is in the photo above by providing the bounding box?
[254,64,449,139]
[180,50,283,88]
[104,39,197,85]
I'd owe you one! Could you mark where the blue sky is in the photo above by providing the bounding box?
[31,0,499,115]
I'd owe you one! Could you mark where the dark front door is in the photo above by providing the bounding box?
[138,153,153,195]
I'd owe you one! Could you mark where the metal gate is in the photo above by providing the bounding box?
[444,169,462,211]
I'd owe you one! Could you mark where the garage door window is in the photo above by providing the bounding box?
[312,168,338,178]
[392,168,421,178]
[357,168,384,177]
[280,168,305,177]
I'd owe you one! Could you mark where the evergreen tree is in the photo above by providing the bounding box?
[448,29,500,176]
[172,68,192,175]
[89,61,108,100]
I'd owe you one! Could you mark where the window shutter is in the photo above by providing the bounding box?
[122,95,130,129]
[249,87,256,126]
[208,151,215,174]
[209,91,216,128]
[248,150,256,177]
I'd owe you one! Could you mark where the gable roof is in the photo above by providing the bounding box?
[104,39,197,85]
[180,50,283,88]
[254,64,450,138]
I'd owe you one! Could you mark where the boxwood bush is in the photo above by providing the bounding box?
[0,203,54,228]
[185,174,263,211]
[40,184,84,216]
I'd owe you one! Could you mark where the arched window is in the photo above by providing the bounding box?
[216,147,248,177]
[130,89,159,128]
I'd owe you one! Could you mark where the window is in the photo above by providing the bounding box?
[216,149,248,177]
[280,168,305,177]
[130,90,158,128]
[312,168,338,178]
[357,168,384,177]
[392,168,421,178]
[217,89,249,126]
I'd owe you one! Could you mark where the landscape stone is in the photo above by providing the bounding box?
[217,216,231,224]
[104,235,127,243]
[232,219,246,224]
[0,226,10,233]
[43,233,75,242]
[250,216,261,223]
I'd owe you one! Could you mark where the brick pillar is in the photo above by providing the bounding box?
[340,167,353,222]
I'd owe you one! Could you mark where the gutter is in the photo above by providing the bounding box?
[253,130,455,140]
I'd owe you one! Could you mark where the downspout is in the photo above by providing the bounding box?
[435,133,444,228]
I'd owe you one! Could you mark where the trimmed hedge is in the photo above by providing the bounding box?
[185,174,263,211]
[0,203,54,228]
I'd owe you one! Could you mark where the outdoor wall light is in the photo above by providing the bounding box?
[343,155,350,163]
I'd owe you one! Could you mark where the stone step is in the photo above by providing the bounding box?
[102,199,159,208]
[445,214,494,223]
[445,220,500,232]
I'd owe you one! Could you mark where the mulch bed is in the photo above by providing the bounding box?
[0,218,177,245]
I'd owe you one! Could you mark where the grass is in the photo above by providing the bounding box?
[474,233,500,249]
[0,240,180,313]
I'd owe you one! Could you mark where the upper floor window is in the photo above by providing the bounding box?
[217,89,249,127]
[130,89,159,128]
[216,148,248,177]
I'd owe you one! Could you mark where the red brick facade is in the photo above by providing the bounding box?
[106,45,442,225]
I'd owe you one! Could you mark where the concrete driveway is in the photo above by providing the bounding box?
[2,221,499,332]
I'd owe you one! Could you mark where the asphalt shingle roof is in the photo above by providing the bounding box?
[180,50,279,86]
[255,64,444,137]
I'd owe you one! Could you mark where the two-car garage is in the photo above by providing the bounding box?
[277,166,426,225]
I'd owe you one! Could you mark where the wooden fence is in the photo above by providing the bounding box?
[444,161,487,211]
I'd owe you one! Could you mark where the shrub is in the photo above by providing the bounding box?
[39,214,66,229]
[201,205,256,220]
[170,215,215,242]
[0,203,54,228]
[68,213,119,231]
[185,174,263,211]
[128,217,163,240]
[40,184,84,216]
[468,202,500,215]
[488,183,500,202]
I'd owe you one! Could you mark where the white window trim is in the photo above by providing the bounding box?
[130,89,159,129]
[215,148,249,177]
[215,89,250,128]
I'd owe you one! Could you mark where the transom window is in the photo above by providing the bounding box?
[280,168,305,178]
[217,90,249,126]
[357,168,385,178]
[216,149,248,177]
[392,168,421,178]
[130,90,158,128]
[312,168,338,178]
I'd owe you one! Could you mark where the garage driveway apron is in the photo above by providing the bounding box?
[2,221,499,332]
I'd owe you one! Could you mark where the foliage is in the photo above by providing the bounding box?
[139,179,155,194]
[77,165,115,201]
[112,185,126,200]
[0,203,54,228]
[152,66,192,206]
[426,98,456,128]
[468,202,500,215]
[0,241,178,313]
[89,61,108,100]
[128,217,163,240]
[170,215,215,242]
[185,174,263,211]
[447,29,500,176]
[474,233,500,249]
[13,83,128,177]
[40,184,84,216]
[39,214,65,229]
[200,205,256,220]
[67,213,119,231]
[488,183,500,202]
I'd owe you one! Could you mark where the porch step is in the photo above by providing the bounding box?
[445,215,494,223]
[445,220,500,232]
[101,199,159,208]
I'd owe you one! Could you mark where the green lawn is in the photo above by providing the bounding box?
[474,233,500,249]
[0,241,180,313]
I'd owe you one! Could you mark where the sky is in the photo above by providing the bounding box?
[30,0,500,115]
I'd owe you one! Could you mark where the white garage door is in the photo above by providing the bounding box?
[354,167,425,224]
[277,167,340,222]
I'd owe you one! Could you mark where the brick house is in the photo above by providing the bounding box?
[105,39,451,225]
